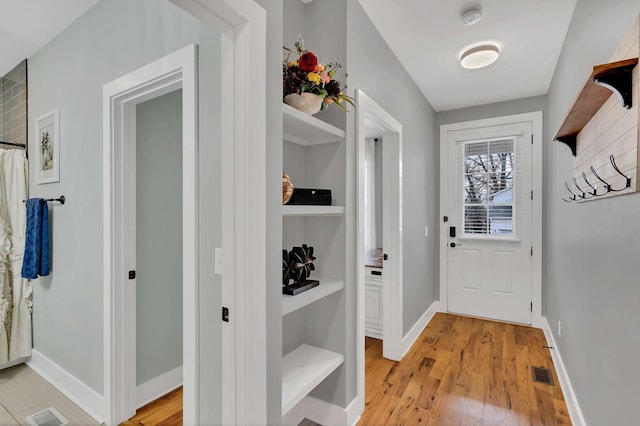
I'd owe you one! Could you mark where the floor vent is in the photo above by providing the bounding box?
[531,366,554,385]
[25,407,68,426]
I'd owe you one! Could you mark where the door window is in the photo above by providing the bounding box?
[462,138,515,236]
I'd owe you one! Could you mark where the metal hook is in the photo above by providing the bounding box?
[572,177,587,199]
[609,154,631,191]
[563,181,577,202]
[590,166,611,194]
[581,172,598,196]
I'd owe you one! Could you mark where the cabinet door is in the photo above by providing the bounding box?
[365,284,382,322]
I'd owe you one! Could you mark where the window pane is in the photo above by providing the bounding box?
[489,172,513,202]
[464,173,487,203]
[464,142,488,174]
[464,205,487,234]
[489,206,513,235]
[487,140,514,174]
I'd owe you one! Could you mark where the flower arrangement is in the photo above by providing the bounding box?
[283,38,355,112]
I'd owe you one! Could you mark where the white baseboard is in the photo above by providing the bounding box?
[27,349,104,424]
[401,300,442,357]
[345,396,362,426]
[136,366,183,408]
[282,395,358,426]
[540,317,586,426]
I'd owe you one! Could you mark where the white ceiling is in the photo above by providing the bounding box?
[358,0,577,112]
[0,0,100,77]
[0,0,576,112]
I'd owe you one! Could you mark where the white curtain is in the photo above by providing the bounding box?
[364,138,376,257]
[0,149,31,365]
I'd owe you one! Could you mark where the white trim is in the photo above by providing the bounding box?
[282,396,355,426]
[169,1,267,424]
[103,44,198,425]
[136,366,183,409]
[27,350,104,424]
[355,89,404,426]
[439,111,543,326]
[540,318,587,426]
[401,300,442,357]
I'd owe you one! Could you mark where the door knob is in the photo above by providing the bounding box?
[450,242,456,248]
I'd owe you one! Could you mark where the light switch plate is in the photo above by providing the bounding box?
[425,226,429,237]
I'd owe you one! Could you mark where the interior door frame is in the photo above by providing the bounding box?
[103,0,267,424]
[356,89,404,418]
[438,111,543,327]
[103,44,197,425]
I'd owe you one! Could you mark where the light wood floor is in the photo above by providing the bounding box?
[119,313,570,425]
[121,387,182,426]
[359,313,570,425]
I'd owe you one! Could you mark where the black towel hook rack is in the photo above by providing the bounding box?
[23,195,65,205]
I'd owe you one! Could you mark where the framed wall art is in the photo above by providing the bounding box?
[34,109,60,184]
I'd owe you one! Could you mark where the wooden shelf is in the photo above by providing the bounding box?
[282,279,344,316]
[282,205,344,217]
[283,103,345,146]
[281,344,344,415]
[554,58,638,156]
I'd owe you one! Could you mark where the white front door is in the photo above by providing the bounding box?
[445,121,533,324]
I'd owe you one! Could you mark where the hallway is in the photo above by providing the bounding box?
[359,313,570,425]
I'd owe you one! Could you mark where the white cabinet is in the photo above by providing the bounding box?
[281,104,346,417]
[365,266,383,339]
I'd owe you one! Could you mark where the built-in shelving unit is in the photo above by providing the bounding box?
[281,103,347,417]
[281,344,344,415]
[282,279,344,316]
[554,58,638,156]
[282,205,344,216]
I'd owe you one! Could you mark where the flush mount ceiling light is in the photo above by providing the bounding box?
[460,44,500,69]
[461,8,482,26]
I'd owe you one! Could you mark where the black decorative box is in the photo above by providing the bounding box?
[287,188,331,206]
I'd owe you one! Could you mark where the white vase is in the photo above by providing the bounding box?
[284,93,324,115]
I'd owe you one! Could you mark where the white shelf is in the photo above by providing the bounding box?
[281,344,344,415]
[282,205,344,217]
[282,279,344,316]
[283,103,345,146]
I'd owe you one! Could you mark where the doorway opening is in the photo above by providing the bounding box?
[103,45,198,425]
[356,90,404,414]
[134,89,184,411]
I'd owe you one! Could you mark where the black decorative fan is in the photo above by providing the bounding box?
[282,244,318,295]
[282,247,311,285]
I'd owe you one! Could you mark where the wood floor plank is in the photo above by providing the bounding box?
[359,313,571,426]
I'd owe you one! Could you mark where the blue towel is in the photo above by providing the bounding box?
[21,199,50,279]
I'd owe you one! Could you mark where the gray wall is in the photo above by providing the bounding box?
[28,1,223,420]
[347,0,438,343]
[135,90,183,386]
[544,1,640,424]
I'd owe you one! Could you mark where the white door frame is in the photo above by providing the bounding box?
[438,112,543,327]
[103,0,267,424]
[103,44,197,425]
[356,89,404,415]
